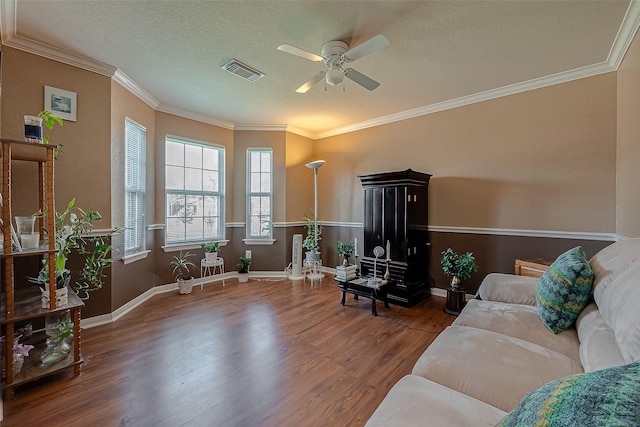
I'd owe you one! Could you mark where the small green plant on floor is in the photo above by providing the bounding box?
[171,251,196,280]
[237,256,251,273]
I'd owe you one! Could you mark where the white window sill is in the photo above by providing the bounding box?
[242,238,276,246]
[122,250,151,264]
[162,240,230,253]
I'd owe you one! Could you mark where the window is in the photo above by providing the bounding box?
[124,119,146,255]
[165,135,225,244]
[247,148,272,239]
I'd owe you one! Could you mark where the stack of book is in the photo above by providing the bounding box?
[336,264,358,281]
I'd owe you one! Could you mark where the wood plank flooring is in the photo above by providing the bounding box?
[2,278,454,426]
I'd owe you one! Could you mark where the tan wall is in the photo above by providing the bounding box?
[153,112,233,225]
[315,73,618,233]
[285,132,316,223]
[109,80,158,312]
[1,47,112,222]
[617,29,640,238]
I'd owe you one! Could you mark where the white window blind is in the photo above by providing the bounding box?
[247,148,272,238]
[165,136,225,243]
[125,119,146,255]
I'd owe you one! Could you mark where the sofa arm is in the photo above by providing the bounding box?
[477,273,538,305]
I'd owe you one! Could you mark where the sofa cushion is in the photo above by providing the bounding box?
[590,238,640,300]
[593,261,640,364]
[477,273,538,305]
[535,246,594,334]
[412,326,583,412]
[453,299,580,361]
[576,303,626,372]
[365,375,506,427]
[496,360,640,426]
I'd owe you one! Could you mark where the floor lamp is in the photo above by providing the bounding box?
[305,159,325,281]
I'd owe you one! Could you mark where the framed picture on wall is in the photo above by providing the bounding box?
[44,85,77,122]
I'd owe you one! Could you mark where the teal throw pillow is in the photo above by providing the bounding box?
[535,246,594,334]
[497,360,640,426]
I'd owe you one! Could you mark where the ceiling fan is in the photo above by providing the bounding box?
[277,34,390,93]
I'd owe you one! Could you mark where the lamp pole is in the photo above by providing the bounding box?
[305,160,325,250]
[305,160,325,281]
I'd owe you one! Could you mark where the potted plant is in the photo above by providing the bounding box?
[236,256,251,283]
[201,241,220,262]
[441,248,479,289]
[171,251,196,294]
[29,198,117,304]
[303,211,322,264]
[38,110,64,145]
[337,241,355,266]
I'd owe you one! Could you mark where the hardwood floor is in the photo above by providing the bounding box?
[2,278,454,426]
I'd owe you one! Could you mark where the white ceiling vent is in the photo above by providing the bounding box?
[221,59,265,82]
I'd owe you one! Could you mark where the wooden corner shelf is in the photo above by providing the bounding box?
[1,138,83,394]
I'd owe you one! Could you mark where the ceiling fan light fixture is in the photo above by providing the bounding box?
[325,63,344,86]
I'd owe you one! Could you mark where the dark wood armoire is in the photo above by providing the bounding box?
[358,169,432,307]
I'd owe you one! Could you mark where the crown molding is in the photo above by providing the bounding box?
[156,103,234,130]
[113,69,159,109]
[314,61,615,140]
[608,0,640,69]
[285,125,316,140]
[234,124,288,131]
[0,0,116,77]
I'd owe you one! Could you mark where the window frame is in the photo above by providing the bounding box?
[246,148,273,240]
[164,135,226,245]
[124,118,146,256]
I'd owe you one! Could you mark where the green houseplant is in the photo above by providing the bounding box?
[38,110,63,145]
[441,248,479,289]
[337,241,355,265]
[236,256,251,283]
[171,251,196,294]
[29,198,117,301]
[302,211,323,266]
[201,241,220,262]
[201,241,220,253]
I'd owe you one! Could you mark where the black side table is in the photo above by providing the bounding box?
[444,287,466,316]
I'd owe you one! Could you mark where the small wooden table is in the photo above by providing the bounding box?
[335,277,390,316]
[445,287,466,316]
[514,258,554,278]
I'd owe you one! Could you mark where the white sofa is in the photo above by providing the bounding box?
[366,238,640,426]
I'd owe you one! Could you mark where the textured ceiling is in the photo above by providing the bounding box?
[2,0,637,138]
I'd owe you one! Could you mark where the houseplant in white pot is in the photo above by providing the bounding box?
[441,248,479,289]
[201,241,220,262]
[171,251,196,294]
[236,256,251,283]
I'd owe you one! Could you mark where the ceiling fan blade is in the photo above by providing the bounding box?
[296,71,326,93]
[277,44,324,62]
[344,68,380,91]
[343,34,390,62]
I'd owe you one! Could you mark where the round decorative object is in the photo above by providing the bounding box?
[205,251,217,262]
